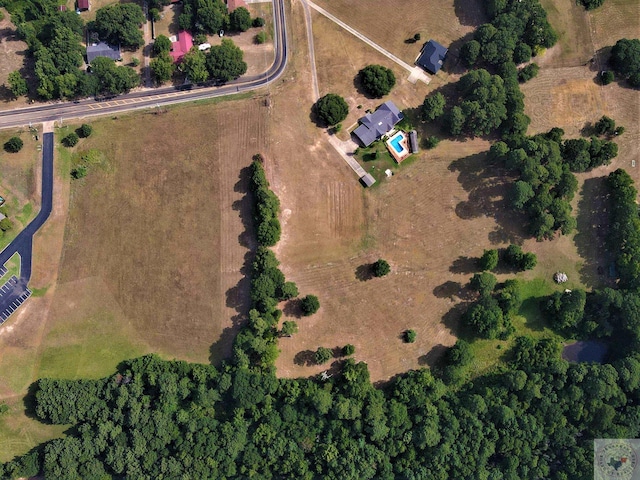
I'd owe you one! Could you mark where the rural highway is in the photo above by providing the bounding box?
[0,0,288,130]
[0,0,288,324]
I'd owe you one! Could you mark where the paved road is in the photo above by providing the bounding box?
[0,132,53,324]
[0,0,288,131]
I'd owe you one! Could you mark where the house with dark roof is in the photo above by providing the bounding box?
[352,101,404,147]
[87,42,121,63]
[416,40,448,74]
[170,31,194,63]
[77,0,90,11]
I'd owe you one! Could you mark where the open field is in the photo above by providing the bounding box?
[312,0,487,67]
[589,0,640,52]
[539,0,592,67]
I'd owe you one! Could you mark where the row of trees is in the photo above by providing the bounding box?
[478,244,537,272]
[177,0,257,36]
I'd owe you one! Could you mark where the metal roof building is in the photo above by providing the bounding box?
[86,42,121,64]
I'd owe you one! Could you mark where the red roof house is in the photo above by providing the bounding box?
[226,0,248,12]
[77,0,90,11]
[170,31,193,63]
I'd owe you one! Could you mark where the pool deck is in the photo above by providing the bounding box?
[386,131,410,163]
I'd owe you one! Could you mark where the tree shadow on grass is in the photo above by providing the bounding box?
[209,166,256,365]
[450,256,478,274]
[418,343,449,367]
[574,177,613,289]
[453,0,489,27]
[355,263,374,281]
[283,298,303,318]
[294,349,316,366]
[439,31,476,76]
[449,153,527,245]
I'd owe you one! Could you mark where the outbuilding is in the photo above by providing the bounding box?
[416,40,448,74]
[86,42,121,63]
[360,173,376,188]
[408,130,419,153]
[77,0,90,11]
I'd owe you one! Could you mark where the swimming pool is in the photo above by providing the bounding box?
[390,135,404,153]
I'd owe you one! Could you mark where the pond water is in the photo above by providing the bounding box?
[562,340,609,363]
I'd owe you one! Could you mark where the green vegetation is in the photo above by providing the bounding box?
[609,38,640,88]
[3,137,23,153]
[470,272,498,296]
[7,71,28,98]
[601,70,615,85]
[420,92,445,121]
[372,259,390,277]
[578,0,605,9]
[280,320,298,337]
[62,132,79,147]
[503,244,537,271]
[518,63,539,83]
[181,49,209,83]
[343,344,355,356]
[403,329,416,343]
[152,34,172,56]
[250,157,281,247]
[229,6,251,32]
[300,294,320,316]
[254,31,267,45]
[358,64,396,98]
[91,57,140,96]
[77,124,92,139]
[253,17,265,28]
[93,3,145,49]
[478,249,499,271]
[315,93,349,127]
[314,346,333,364]
[150,53,175,84]
[206,39,248,83]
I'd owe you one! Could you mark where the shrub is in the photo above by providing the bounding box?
[280,321,298,337]
[342,344,355,356]
[63,133,79,147]
[131,57,140,67]
[470,272,498,296]
[4,137,23,153]
[315,93,348,127]
[595,115,616,136]
[478,249,499,271]
[278,281,299,300]
[253,17,265,28]
[421,92,446,121]
[404,329,417,343]
[254,31,267,44]
[153,35,172,55]
[423,136,440,149]
[518,63,539,83]
[230,7,252,32]
[0,218,13,231]
[71,166,88,179]
[413,33,421,41]
[315,347,333,364]
[372,259,390,277]
[359,65,396,98]
[77,124,93,138]
[300,295,320,316]
[601,70,615,85]
[150,8,160,22]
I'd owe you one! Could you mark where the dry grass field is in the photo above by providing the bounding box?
[539,0,592,67]
[312,0,487,66]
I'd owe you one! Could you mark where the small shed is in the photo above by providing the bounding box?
[226,0,248,12]
[416,40,448,74]
[408,130,419,153]
[77,0,90,11]
[360,174,376,188]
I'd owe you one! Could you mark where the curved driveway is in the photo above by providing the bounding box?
[0,0,288,130]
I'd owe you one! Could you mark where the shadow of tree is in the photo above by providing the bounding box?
[355,263,374,281]
[449,256,478,274]
[283,298,303,318]
[574,176,613,289]
[449,153,527,245]
[294,349,316,366]
[209,166,255,365]
[453,0,489,27]
[418,343,449,367]
[433,280,463,299]
[439,31,476,76]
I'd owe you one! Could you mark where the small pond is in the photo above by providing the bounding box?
[562,340,609,363]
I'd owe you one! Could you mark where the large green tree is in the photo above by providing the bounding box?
[315,93,348,126]
[358,64,396,98]
[609,38,640,88]
[206,39,247,82]
[94,3,145,49]
[91,57,140,95]
[7,71,28,98]
[181,48,209,83]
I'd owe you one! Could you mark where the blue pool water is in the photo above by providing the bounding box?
[390,135,405,153]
